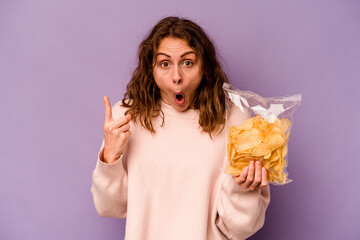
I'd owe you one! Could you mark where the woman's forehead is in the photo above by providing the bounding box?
[156,37,195,56]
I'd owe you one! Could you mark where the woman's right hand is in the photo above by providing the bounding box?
[102,96,131,164]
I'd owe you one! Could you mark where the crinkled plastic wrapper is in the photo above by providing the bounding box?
[223,83,301,185]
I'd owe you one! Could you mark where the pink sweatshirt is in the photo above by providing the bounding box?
[91,100,270,240]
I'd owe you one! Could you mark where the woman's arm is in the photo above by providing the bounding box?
[90,98,131,218]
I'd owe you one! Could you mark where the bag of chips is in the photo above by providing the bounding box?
[223,83,301,185]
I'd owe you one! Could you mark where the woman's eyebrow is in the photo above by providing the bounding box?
[155,51,196,58]
[155,53,171,58]
[180,51,196,58]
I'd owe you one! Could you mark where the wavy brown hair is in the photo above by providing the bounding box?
[122,16,229,137]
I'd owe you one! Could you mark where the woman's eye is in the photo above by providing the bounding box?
[183,60,193,66]
[160,62,169,67]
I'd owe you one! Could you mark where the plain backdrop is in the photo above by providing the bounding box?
[1,0,359,239]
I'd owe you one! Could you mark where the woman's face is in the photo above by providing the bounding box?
[153,37,203,112]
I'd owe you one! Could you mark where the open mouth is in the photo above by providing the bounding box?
[174,92,185,106]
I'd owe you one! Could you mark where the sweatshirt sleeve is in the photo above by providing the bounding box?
[90,101,129,218]
[90,140,128,218]
[215,173,270,240]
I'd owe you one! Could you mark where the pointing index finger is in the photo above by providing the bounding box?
[103,96,113,123]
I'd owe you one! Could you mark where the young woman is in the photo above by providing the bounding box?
[91,16,270,240]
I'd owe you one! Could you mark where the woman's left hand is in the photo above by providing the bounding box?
[232,161,269,191]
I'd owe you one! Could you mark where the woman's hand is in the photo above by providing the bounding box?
[232,161,269,191]
[102,96,131,164]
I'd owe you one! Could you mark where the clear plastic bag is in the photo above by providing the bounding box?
[223,83,301,185]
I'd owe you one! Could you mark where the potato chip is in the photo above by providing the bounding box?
[225,115,290,184]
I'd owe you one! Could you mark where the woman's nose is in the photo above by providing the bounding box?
[172,67,182,85]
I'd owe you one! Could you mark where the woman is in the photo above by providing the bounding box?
[91,16,270,240]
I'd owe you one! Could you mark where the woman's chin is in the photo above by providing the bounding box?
[173,101,189,112]
[173,105,187,112]
[161,97,190,112]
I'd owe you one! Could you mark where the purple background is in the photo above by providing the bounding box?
[1,0,359,239]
